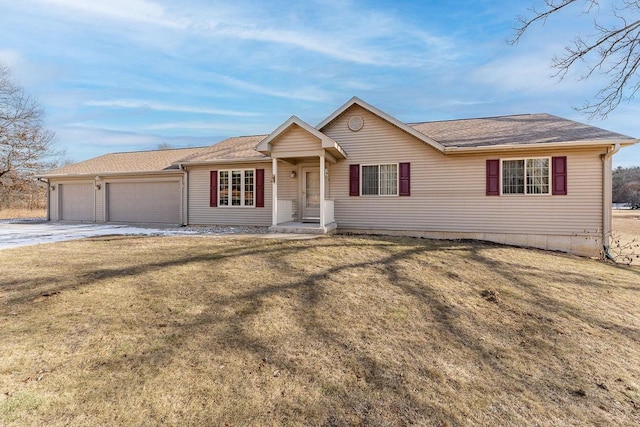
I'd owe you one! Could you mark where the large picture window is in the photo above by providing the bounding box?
[361,164,398,196]
[502,158,549,195]
[218,169,255,207]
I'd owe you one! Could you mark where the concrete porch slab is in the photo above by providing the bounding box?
[269,221,337,234]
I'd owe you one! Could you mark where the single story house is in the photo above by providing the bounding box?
[39,97,638,256]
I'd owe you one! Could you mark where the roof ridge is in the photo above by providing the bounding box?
[407,113,549,126]
[103,145,212,156]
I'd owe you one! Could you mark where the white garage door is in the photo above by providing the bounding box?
[107,181,181,224]
[60,183,94,221]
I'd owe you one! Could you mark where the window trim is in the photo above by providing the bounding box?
[500,157,551,196]
[217,168,256,208]
[360,163,399,197]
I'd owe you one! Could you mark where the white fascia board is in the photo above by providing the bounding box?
[177,158,272,167]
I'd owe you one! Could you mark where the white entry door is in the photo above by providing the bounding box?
[302,167,320,221]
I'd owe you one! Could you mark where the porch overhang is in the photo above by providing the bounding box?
[256,115,347,161]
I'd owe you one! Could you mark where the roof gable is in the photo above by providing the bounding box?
[316,96,445,153]
[256,115,347,159]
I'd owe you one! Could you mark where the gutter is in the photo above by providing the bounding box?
[601,143,621,252]
[37,170,185,179]
[442,139,637,154]
[175,158,272,167]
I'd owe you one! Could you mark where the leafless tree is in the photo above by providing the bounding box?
[1,62,63,208]
[511,0,640,118]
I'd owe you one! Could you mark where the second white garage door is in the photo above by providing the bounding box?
[107,181,181,224]
[60,183,94,221]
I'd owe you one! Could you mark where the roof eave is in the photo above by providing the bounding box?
[442,139,640,154]
[37,169,185,179]
[176,158,272,167]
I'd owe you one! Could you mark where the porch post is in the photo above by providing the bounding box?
[272,158,278,226]
[320,154,325,227]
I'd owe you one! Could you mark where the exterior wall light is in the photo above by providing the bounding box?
[291,170,296,178]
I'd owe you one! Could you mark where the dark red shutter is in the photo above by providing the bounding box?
[552,156,567,195]
[349,164,360,196]
[256,168,265,207]
[399,162,410,196]
[210,171,218,207]
[486,159,500,196]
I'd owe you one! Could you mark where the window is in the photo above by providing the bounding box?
[218,169,255,207]
[502,158,549,195]
[361,164,398,196]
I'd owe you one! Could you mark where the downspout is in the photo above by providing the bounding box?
[601,143,620,254]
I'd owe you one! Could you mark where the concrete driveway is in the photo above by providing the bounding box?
[0,221,203,251]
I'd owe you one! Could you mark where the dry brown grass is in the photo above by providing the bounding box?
[0,208,46,220]
[611,210,640,264]
[1,235,639,426]
[613,209,640,239]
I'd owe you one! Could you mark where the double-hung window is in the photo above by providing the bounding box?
[218,169,255,207]
[361,164,398,196]
[502,158,550,195]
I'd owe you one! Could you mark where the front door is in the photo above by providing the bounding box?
[302,167,320,221]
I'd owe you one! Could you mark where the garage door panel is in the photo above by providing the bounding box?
[60,183,93,221]
[108,181,181,224]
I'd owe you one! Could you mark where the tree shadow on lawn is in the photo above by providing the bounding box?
[2,235,639,425]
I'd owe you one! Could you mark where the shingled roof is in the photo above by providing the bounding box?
[41,146,210,177]
[176,135,268,164]
[42,111,635,178]
[409,113,633,148]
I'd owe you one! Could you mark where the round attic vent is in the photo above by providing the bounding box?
[348,115,364,131]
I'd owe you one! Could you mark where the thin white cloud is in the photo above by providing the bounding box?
[144,121,268,134]
[0,49,22,67]
[37,0,189,29]
[85,99,261,117]
[56,125,217,154]
[211,25,381,66]
[32,0,455,68]
[210,74,332,102]
[205,19,456,67]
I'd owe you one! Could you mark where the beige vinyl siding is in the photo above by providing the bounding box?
[324,105,605,239]
[95,186,104,222]
[49,181,59,221]
[188,163,272,226]
[270,125,321,156]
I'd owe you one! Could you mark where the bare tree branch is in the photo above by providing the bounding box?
[0,62,63,208]
[512,0,640,118]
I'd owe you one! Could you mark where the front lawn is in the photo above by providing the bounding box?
[1,235,639,426]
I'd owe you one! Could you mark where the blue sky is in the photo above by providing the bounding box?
[1,0,639,167]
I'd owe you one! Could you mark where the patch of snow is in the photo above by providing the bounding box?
[0,222,269,251]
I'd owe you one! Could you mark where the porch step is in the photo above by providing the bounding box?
[269,221,337,235]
